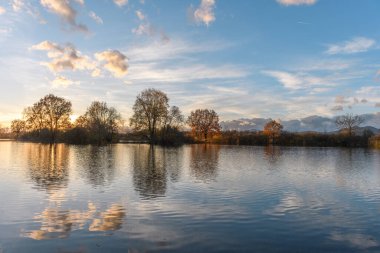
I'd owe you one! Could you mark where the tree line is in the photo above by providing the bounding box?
[9,89,222,145]
[7,88,378,147]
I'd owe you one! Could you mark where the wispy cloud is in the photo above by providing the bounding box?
[326,37,376,55]
[263,70,332,90]
[40,0,88,32]
[52,76,79,88]
[132,10,169,43]
[89,11,103,24]
[277,0,317,6]
[113,0,128,7]
[0,6,6,15]
[191,0,216,26]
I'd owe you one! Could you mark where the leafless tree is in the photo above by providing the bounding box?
[23,94,72,142]
[79,101,122,144]
[187,109,221,142]
[11,119,26,139]
[335,113,365,137]
[130,89,169,142]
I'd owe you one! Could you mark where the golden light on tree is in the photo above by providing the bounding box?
[263,120,283,144]
[11,119,26,139]
[187,109,221,142]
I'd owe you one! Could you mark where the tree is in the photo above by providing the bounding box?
[23,94,72,142]
[40,94,72,142]
[130,89,169,143]
[187,109,221,142]
[23,101,45,133]
[335,113,365,137]
[11,119,26,139]
[79,101,122,144]
[263,120,283,144]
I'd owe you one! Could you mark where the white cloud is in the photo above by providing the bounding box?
[12,0,24,12]
[277,0,317,6]
[95,50,128,77]
[334,95,349,104]
[31,41,96,73]
[192,0,216,26]
[52,76,79,88]
[263,70,331,90]
[113,0,128,7]
[136,10,145,21]
[89,11,103,24]
[40,0,88,32]
[326,37,376,55]
[0,6,6,15]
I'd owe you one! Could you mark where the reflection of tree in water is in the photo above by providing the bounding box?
[263,145,283,164]
[164,147,184,183]
[190,145,220,182]
[77,146,116,187]
[132,145,167,199]
[23,197,126,240]
[26,144,70,191]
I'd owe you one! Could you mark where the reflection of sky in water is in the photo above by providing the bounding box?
[0,142,380,252]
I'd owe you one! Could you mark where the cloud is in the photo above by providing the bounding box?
[331,105,343,112]
[40,0,88,32]
[89,11,103,24]
[263,70,331,90]
[334,95,349,104]
[132,10,169,42]
[192,0,216,26]
[31,41,96,73]
[326,37,376,55]
[113,0,128,7]
[95,50,128,77]
[277,0,317,6]
[52,76,79,88]
[375,103,380,108]
[12,0,24,12]
[0,6,6,15]
[136,10,145,21]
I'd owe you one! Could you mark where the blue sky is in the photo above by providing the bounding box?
[0,0,380,125]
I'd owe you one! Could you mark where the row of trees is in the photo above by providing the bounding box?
[10,89,222,145]
[8,88,375,146]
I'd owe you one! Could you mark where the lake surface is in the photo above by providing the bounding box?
[0,142,380,253]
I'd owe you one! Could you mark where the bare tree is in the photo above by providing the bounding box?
[80,101,122,144]
[187,109,221,142]
[263,120,283,144]
[335,113,365,137]
[164,106,184,130]
[23,101,45,133]
[11,119,26,139]
[130,89,169,142]
[41,94,72,142]
[22,94,72,142]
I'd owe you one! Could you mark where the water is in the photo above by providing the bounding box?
[0,142,380,252]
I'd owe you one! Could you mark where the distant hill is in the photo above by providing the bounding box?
[220,113,380,133]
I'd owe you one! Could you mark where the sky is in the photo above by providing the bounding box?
[0,0,380,126]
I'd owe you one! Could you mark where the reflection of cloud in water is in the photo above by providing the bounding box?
[89,204,125,232]
[330,232,379,249]
[264,192,303,216]
[23,199,125,240]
